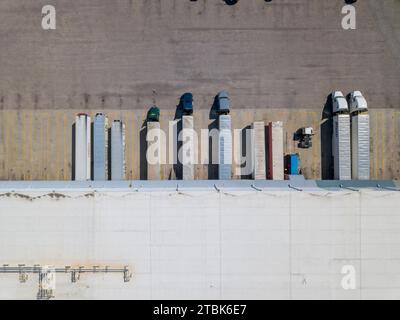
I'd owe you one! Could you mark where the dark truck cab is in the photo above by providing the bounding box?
[146,105,160,122]
[217,90,230,115]
[181,93,193,115]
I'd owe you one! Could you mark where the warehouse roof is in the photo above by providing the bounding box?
[0,178,397,192]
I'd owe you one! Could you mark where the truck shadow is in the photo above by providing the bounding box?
[240,125,253,179]
[71,123,75,180]
[139,120,148,180]
[320,94,333,180]
[172,97,184,180]
[208,95,219,180]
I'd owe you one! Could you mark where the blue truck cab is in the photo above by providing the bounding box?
[181,93,193,115]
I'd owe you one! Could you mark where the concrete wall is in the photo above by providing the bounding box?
[0,186,400,299]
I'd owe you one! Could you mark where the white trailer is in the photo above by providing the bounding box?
[147,121,161,180]
[251,121,266,180]
[267,121,284,180]
[218,115,232,180]
[111,120,126,180]
[182,116,194,180]
[74,113,91,181]
[349,91,370,180]
[93,113,109,180]
[332,91,351,180]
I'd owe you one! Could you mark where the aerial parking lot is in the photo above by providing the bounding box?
[0,0,399,180]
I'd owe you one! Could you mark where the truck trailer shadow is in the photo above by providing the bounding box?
[71,123,76,180]
[172,99,183,180]
[208,95,219,180]
[320,94,333,180]
[139,121,148,180]
[241,125,253,179]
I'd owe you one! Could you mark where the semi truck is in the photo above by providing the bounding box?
[93,113,109,181]
[348,91,370,180]
[218,114,232,180]
[111,120,126,180]
[251,121,266,180]
[74,113,91,181]
[332,91,351,180]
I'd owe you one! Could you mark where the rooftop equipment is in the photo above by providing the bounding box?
[0,265,131,300]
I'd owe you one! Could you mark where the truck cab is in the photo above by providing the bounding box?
[348,91,368,114]
[332,91,349,114]
[217,90,230,115]
[181,93,193,115]
[147,105,160,122]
